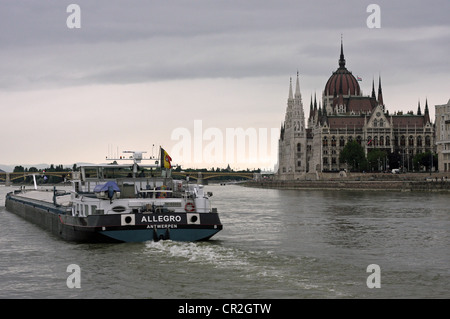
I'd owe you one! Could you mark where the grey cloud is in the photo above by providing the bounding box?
[0,0,449,90]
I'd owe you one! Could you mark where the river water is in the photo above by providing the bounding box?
[0,184,449,299]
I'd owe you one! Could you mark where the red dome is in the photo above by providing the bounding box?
[325,70,361,96]
[324,41,361,97]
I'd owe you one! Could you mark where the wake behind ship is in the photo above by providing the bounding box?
[5,150,222,243]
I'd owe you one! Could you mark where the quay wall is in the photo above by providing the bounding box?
[244,180,450,191]
[246,173,450,192]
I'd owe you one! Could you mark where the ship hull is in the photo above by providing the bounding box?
[5,192,222,243]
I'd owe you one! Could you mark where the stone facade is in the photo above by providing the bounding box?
[435,99,450,172]
[277,41,434,179]
[277,73,307,180]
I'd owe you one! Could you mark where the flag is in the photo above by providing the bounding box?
[160,148,172,169]
[357,76,362,81]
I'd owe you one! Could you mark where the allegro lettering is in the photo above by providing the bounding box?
[140,215,182,223]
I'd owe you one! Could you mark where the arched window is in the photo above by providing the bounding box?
[400,135,406,146]
[323,137,328,147]
[425,136,431,147]
[379,136,384,146]
[379,119,384,127]
[386,136,390,146]
[373,120,378,127]
[297,143,301,152]
[340,136,345,147]
[409,136,414,147]
[417,136,422,147]
[331,136,336,147]
[356,136,362,145]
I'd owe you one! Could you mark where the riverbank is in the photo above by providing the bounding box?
[244,172,450,192]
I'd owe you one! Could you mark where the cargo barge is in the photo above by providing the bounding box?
[5,150,222,243]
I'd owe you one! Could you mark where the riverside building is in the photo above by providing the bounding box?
[435,99,450,172]
[277,40,434,180]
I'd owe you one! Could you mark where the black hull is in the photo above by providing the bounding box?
[5,193,222,243]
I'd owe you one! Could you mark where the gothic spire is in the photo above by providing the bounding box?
[417,100,422,115]
[424,98,430,123]
[288,77,293,100]
[339,35,346,69]
[295,71,301,99]
[371,78,376,98]
[377,75,384,106]
[314,92,317,111]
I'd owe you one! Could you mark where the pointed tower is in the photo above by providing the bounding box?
[371,78,376,98]
[293,71,305,132]
[377,76,384,107]
[277,71,307,179]
[323,37,361,113]
[288,77,293,101]
[339,36,346,69]
[424,98,430,123]
[314,93,318,114]
[417,100,422,115]
[284,77,294,128]
[308,95,314,127]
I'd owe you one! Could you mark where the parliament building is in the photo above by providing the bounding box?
[277,40,434,180]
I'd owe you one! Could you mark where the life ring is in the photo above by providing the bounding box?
[185,202,195,212]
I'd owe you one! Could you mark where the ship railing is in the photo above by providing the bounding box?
[137,188,174,199]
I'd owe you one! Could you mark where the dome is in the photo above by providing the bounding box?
[324,41,361,97]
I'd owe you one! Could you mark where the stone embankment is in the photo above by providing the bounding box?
[245,172,450,192]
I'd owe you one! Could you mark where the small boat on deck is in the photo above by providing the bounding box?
[5,149,222,243]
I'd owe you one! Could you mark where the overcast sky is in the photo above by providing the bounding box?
[0,0,449,169]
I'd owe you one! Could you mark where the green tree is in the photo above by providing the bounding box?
[339,141,367,171]
[367,149,387,171]
[413,151,438,171]
[13,166,25,172]
[388,151,401,169]
[13,165,25,183]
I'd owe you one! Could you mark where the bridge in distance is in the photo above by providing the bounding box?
[0,171,265,185]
